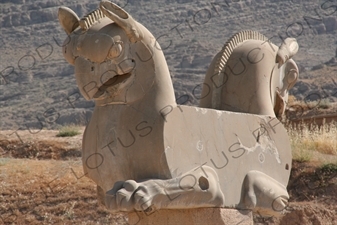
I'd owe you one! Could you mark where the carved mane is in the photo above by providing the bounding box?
[79,8,106,30]
[211,30,269,109]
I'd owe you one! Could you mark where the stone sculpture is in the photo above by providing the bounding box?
[58,0,299,216]
[200,31,299,119]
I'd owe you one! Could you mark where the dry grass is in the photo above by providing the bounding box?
[0,159,127,225]
[287,121,337,162]
[0,139,81,160]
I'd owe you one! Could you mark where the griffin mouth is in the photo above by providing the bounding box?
[93,72,132,99]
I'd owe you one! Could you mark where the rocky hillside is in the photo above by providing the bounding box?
[1,0,337,130]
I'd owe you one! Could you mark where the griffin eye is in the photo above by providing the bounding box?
[108,42,123,59]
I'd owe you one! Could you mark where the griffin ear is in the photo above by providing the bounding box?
[58,7,80,35]
[276,38,299,66]
[100,0,143,43]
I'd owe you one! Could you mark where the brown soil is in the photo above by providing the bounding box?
[0,130,336,225]
[254,161,337,225]
[0,139,81,160]
[0,130,127,225]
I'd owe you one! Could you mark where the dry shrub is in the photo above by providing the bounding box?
[56,125,81,137]
[287,95,297,105]
[0,139,81,160]
[287,121,337,161]
[287,97,331,117]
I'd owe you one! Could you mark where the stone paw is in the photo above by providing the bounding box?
[105,180,141,212]
[238,170,289,216]
[104,166,225,213]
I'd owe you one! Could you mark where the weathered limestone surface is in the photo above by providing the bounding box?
[58,0,299,219]
[128,208,253,225]
[163,106,291,213]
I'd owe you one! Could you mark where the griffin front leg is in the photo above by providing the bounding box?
[103,166,225,213]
